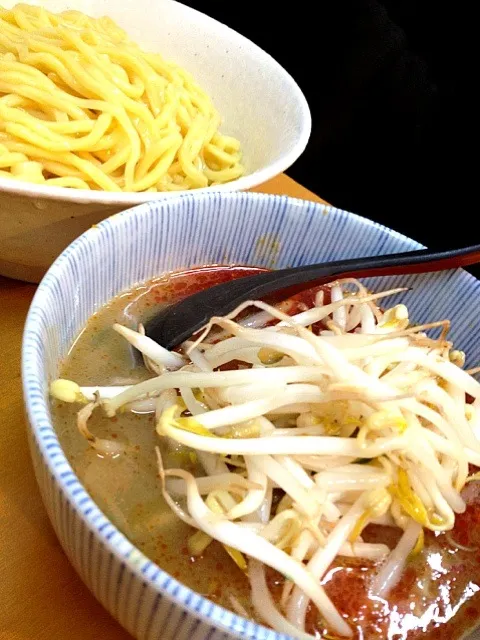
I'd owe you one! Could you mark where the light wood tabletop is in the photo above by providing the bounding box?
[0,175,324,640]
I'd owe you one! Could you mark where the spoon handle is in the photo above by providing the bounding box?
[147,244,480,349]
[225,244,480,302]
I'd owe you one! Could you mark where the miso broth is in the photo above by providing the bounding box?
[52,267,262,609]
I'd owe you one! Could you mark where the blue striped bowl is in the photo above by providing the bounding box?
[22,191,480,640]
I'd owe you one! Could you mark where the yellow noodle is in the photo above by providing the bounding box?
[0,133,121,190]
[41,161,84,178]
[5,113,113,151]
[0,151,28,167]
[132,133,182,192]
[45,176,91,189]
[204,143,241,167]
[0,3,244,191]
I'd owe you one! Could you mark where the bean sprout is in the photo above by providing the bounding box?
[50,282,480,638]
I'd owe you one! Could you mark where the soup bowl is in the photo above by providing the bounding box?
[0,0,310,283]
[22,191,480,640]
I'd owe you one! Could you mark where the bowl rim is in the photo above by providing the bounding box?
[22,191,429,640]
[0,1,311,206]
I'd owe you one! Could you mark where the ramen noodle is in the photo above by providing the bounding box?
[0,4,244,191]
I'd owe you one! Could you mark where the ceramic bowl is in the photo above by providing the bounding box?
[0,0,310,282]
[22,191,480,639]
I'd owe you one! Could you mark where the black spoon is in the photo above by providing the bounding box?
[146,245,480,350]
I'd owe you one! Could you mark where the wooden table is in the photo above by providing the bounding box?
[0,175,324,640]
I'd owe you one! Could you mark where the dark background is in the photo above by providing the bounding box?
[182,1,475,254]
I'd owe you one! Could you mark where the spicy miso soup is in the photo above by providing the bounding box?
[51,266,480,639]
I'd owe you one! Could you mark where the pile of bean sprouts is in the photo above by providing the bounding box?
[51,279,480,639]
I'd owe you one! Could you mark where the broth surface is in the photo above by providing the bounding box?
[52,266,480,639]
